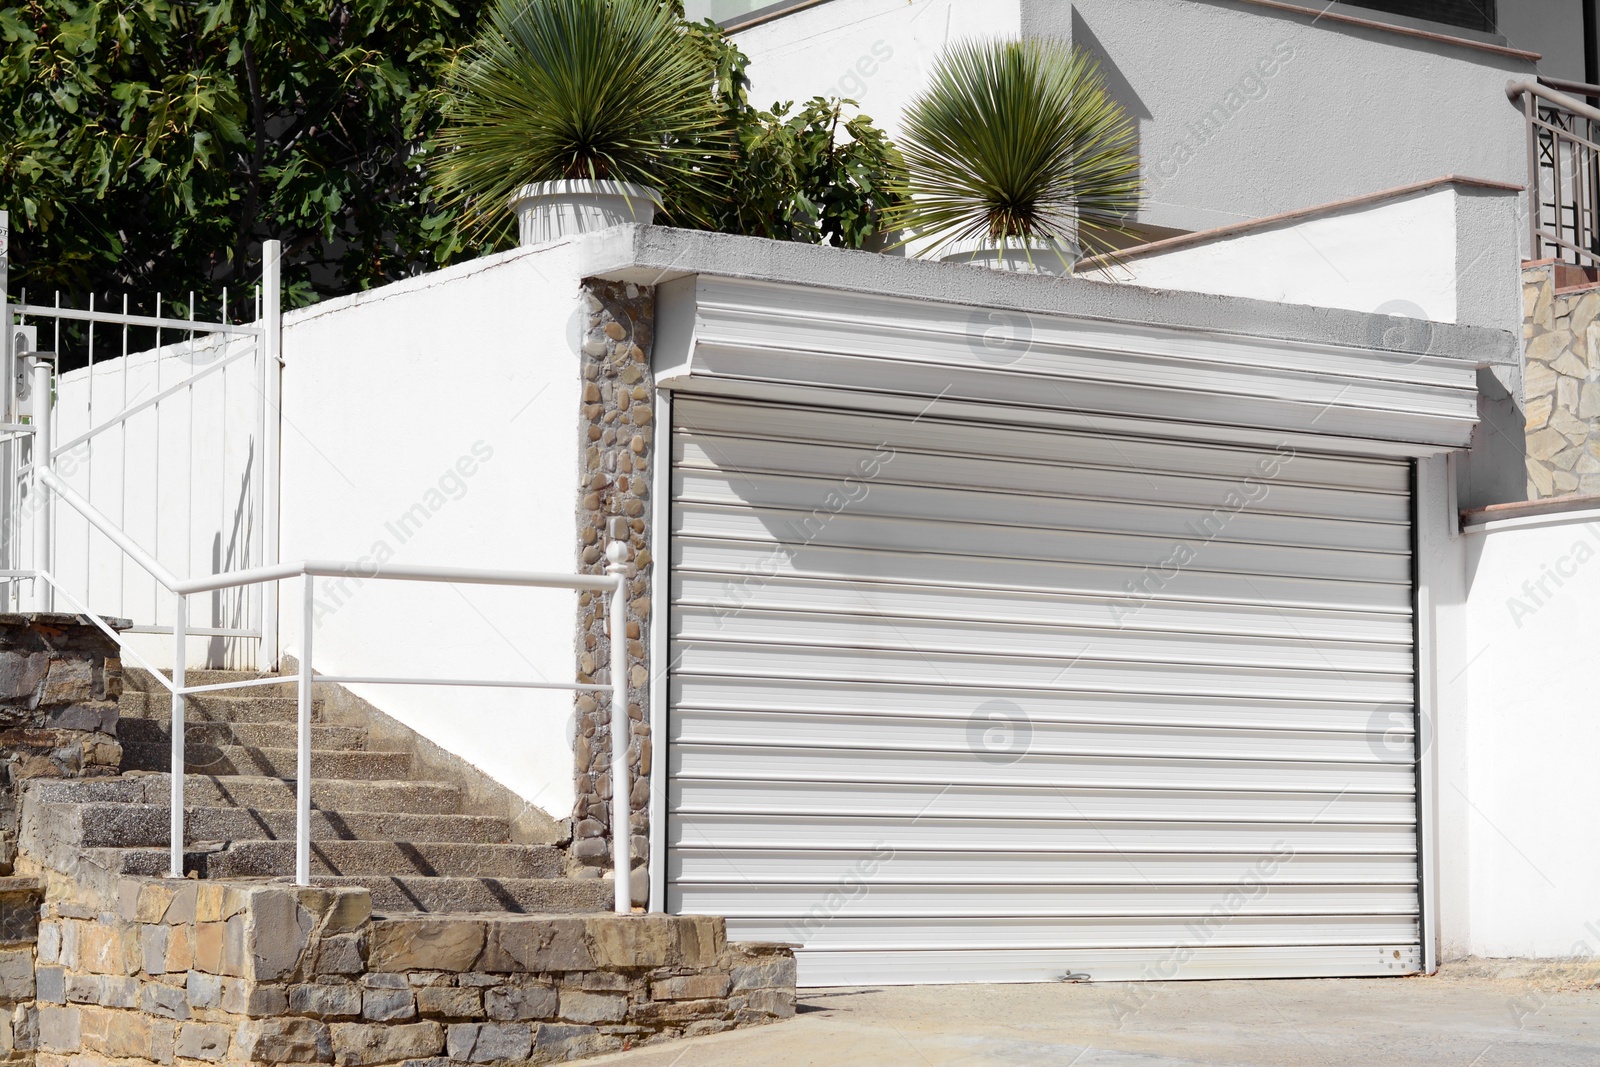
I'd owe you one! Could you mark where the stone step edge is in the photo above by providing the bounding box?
[119,743,411,760]
[88,844,567,881]
[29,773,470,809]
[58,866,790,977]
[45,800,513,825]
[115,771,461,789]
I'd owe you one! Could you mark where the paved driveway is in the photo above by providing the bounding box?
[587,962,1600,1067]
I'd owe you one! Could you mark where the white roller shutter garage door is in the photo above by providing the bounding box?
[666,395,1421,985]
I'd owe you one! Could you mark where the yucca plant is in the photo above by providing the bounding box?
[430,0,731,239]
[887,38,1142,262]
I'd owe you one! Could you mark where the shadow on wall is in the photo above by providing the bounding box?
[1459,366,1530,512]
[1069,10,1151,158]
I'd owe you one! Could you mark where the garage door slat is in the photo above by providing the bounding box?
[672,709,1413,764]
[673,883,1418,917]
[674,398,1411,493]
[672,676,1412,733]
[671,780,1416,822]
[674,642,1414,703]
[674,537,1414,612]
[671,814,1418,853]
[674,606,1413,674]
[675,505,1412,584]
[668,848,1417,885]
[787,946,1420,984]
[671,573,1413,643]
[672,744,1417,793]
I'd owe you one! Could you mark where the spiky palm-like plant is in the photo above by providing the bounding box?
[430,0,731,238]
[888,38,1141,260]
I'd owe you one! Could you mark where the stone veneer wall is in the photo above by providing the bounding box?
[1521,263,1600,498]
[0,878,42,1061]
[571,280,655,899]
[0,615,127,874]
[19,866,792,1066]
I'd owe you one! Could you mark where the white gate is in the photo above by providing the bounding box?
[0,223,282,669]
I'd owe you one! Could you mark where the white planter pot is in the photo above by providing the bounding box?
[510,180,662,246]
[862,228,908,257]
[938,235,1079,276]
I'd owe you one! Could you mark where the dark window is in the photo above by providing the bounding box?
[1339,1,1497,34]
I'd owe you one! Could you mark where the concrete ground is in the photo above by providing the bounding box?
[588,961,1600,1067]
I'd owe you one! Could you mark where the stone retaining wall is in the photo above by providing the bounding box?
[23,867,792,1066]
[0,615,128,874]
[571,280,656,897]
[0,878,42,1061]
[1521,263,1600,497]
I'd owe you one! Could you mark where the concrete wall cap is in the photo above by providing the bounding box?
[556,224,1517,366]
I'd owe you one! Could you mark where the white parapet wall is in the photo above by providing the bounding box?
[277,245,593,817]
[729,0,1023,139]
[1082,178,1524,334]
[1459,503,1600,958]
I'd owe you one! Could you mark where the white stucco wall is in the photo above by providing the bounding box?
[1044,0,1535,233]
[732,0,1534,235]
[1099,182,1524,332]
[730,0,1022,137]
[1459,507,1600,958]
[1498,0,1588,83]
[278,246,590,817]
[1101,186,1465,324]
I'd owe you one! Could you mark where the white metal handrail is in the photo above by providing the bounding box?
[31,423,638,913]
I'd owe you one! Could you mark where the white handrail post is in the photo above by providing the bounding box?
[296,576,313,886]
[170,595,187,878]
[27,351,53,611]
[260,240,283,671]
[605,541,632,914]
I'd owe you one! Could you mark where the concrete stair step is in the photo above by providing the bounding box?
[117,719,367,751]
[104,838,563,883]
[119,691,323,724]
[190,840,566,879]
[82,847,197,877]
[120,744,411,780]
[127,668,313,700]
[54,803,509,847]
[320,875,613,915]
[84,848,609,913]
[95,842,565,881]
[30,773,464,814]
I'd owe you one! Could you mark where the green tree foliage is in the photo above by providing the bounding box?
[691,27,904,249]
[0,0,488,307]
[1,0,903,313]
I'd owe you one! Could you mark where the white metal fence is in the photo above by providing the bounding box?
[2,241,283,669]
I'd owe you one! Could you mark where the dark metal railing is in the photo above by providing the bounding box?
[1508,79,1600,269]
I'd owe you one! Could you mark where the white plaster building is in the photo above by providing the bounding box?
[13,0,1600,992]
